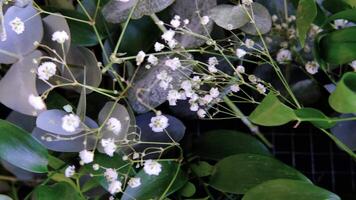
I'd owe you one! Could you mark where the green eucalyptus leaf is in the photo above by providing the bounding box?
[209,154,310,194]
[0,195,12,200]
[170,0,217,48]
[102,0,175,24]
[209,4,250,30]
[179,182,196,198]
[242,179,341,200]
[121,161,188,200]
[239,3,272,35]
[296,0,317,47]
[294,108,336,129]
[319,27,356,65]
[190,161,214,177]
[324,9,356,26]
[0,51,42,116]
[249,93,296,126]
[291,79,321,106]
[329,72,356,113]
[33,182,84,200]
[128,54,193,113]
[0,120,48,173]
[196,130,271,160]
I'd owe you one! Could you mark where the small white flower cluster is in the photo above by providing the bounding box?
[28,94,46,112]
[156,70,173,90]
[101,138,117,157]
[350,60,356,71]
[79,149,94,164]
[161,29,177,49]
[305,61,319,75]
[208,57,219,73]
[200,16,210,25]
[276,49,292,64]
[37,62,57,81]
[9,17,25,34]
[52,31,69,44]
[61,114,81,132]
[241,0,253,6]
[143,159,162,176]
[65,165,75,177]
[106,117,122,135]
[236,48,247,58]
[149,113,169,133]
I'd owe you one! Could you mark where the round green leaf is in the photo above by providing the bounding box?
[319,27,356,65]
[209,4,250,30]
[294,108,336,129]
[190,161,214,177]
[296,0,317,47]
[239,3,272,35]
[329,72,356,113]
[196,130,271,160]
[179,182,196,198]
[121,161,188,200]
[242,179,340,200]
[0,120,48,173]
[209,154,310,194]
[249,93,296,126]
[33,182,83,200]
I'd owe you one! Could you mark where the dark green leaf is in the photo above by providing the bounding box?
[242,179,340,200]
[196,130,271,160]
[190,161,214,177]
[249,93,296,126]
[0,120,48,173]
[33,182,84,200]
[322,0,352,13]
[294,108,336,129]
[179,182,196,198]
[296,0,317,46]
[209,154,310,194]
[329,72,356,113]
[121,161,188,200]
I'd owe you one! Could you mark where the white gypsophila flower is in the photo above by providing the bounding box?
[154,42,165,52]
[165,57,181,70]
[106,117,122,135]
[200,16,210,25]
[197,109,207,118]
[136,51,146,65]
[144,160,162,176]
[183,19,190,25]
[167,89,181,106]
[167,39,178,49]
[208,65,218,73]
[349,60,356,71]
[276,49,292,64]
[190,103,199,111]
[28,94,46,110]
[236,48,247,58]
[256,83,266,94]
[79,150,94,164]
[128,177,141,188]
[92,164,100,171]
[52,30,69,44]
[149,114,169,133]
[62,114,81,132]
[147,55,159,65]
[108,180,122,195]
[272,14,278,22]
[248,75,257,83]
[118,0,130,2]
[132,152,140,160]
[65,165,75,178]
[236,65,245,74]
[200,94,213,105]
[334,19,348,29]
[170,15,181,28]
[162,29,176,42]
[245,39,255,48]
[210,87,220,98]
[37,62,56,81]
[208,57,219,66]
[101,138,117,157]
[230,84,240,93]
[181,80,192,91]
[9,17,25,34]
[305,61,319,75]
[63,104,73,113]
[241,0,253,6]
[157,70,173,90]
[104,168,118,182]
